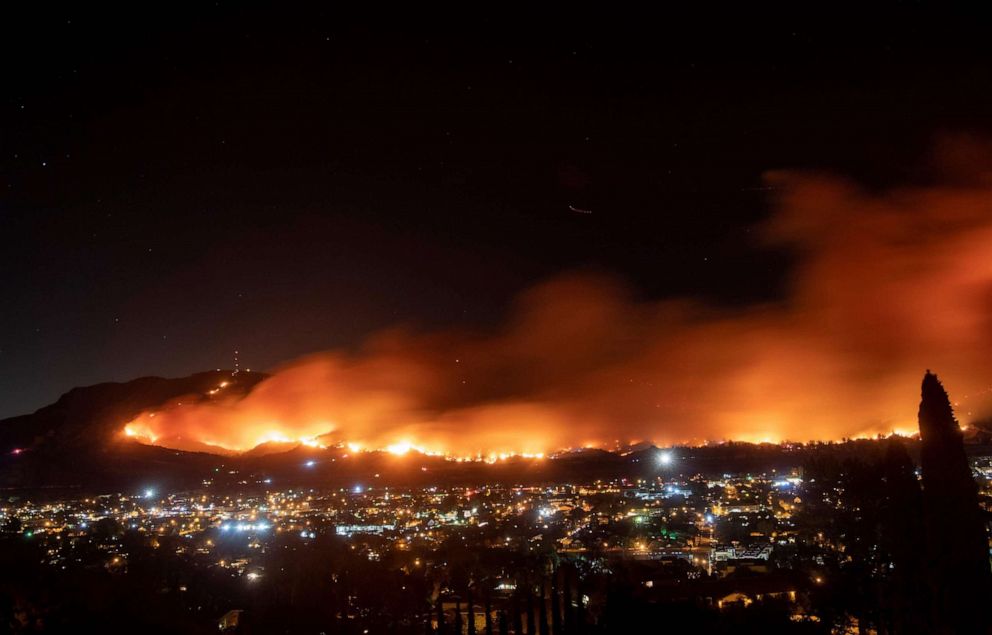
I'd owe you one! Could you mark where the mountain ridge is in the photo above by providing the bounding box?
[2,370,978,494]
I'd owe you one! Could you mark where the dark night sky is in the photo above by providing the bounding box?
[2,4,991,418]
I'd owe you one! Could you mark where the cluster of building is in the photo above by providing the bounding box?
[0,466,808,583]
[8,452,991,632]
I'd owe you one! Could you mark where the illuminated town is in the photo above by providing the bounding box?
[0,465,796,627]
[3,443,991,633]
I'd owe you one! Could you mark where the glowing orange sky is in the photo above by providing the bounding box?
[124,142,992,456]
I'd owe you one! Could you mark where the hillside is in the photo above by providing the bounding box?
[3,370,981,495]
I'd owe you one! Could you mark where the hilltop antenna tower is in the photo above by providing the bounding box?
[232,350,240,376]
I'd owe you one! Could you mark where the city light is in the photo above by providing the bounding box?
[4,454,972,632]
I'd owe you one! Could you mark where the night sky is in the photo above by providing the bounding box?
[3,6,992,419]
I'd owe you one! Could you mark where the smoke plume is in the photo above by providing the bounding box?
[125,143,992,455]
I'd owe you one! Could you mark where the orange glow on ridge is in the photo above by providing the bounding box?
[119,144,992,458]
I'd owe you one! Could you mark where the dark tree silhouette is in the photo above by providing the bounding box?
[498,610,509,635]
[550,571,561,635]
[561,569,573,635]
[878,438,930,635]
[467,587,476,635]
[484,587,493,635]
[918,372,992,635]
[538,579,549,635]
[512,590,524,635]
[525,589,535,635]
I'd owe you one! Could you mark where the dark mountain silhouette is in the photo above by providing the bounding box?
[0,371,265,491]
[4,369,992,501]
[917,371,992,635]
[0,371,828,492]
[0,371,265,453]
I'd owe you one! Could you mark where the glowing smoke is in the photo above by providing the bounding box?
[124,142,992,455]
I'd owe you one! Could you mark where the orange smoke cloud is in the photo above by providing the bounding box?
[125,144,992,455]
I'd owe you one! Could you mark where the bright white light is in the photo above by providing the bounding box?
[304,460,316,468]
[246,572,260,581]
[657,451,673,466]
[143,489,155,499]
[353,485,363,494]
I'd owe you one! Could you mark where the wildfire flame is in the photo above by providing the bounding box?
[121,139,992,457]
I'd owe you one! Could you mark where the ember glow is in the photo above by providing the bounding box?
[124,149,992,456]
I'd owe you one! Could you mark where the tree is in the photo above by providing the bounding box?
[550,571,561,635]
[484,586,493,635]
[878,438,929,635]
[917,372,992,634]
[467,587,476,635]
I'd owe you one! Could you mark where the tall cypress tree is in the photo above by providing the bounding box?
[538,580,549,635]
[484,588,493,635]
[466,588,476,635]
[879,438,929,635]
[918,372,992,634]
[573,581,585,634]
[561,569,573,635]
[512,591,524,635]
[525,590,535,635]
[550,571,561,635]
[437,597,446,635]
